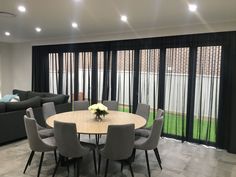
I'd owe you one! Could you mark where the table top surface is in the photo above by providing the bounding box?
[46,110,146,134]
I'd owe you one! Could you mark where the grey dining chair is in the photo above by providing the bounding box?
[42,102,56,127]
[52,121,97,177]
[134,117,164,177]
[23,115,57,177]
[98,124,135,177]
[26,107,54,138]
[136,103,150,121]
[135,108,164,138]
[102,100,119,111]
[73,100,92,139]
[73,100,89,111]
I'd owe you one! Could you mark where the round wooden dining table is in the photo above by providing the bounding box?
[46,110,146,135]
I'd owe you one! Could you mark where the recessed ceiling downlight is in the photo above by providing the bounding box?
[72,22,78,28]
[18,5,26,13]
[121,15,128,22]
[188,4,197,12]
[35,27,42,32]
[4,31,11,36]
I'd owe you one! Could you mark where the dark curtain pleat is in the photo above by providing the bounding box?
[92,51,98,104]
[74,52,79,101]
[58,53,63,94]
[111,51,117,100]
[70,53,73,101]
[102,51,111,101]
[132,50,140,113]
[82,53,86,100]
[32,47,49,92]
[186,47,197,142]
[158,47,166,109]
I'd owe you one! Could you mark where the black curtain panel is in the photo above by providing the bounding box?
[32,47,49,92]
[32,31,236,153]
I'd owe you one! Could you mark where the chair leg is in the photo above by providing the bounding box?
[98,154,101,175]
[28,151,35,166]
[121,161,123,172]
[66,157,70,174]
[76,158,80,177]
[92,150,97,175]
[54,150,57,164]
[154,148,162,170]
[104,159,109,177]
[127,161,134,177]
[145,150,151,177]
[95,134,100,146]
[130,149,136,162]
[37,152,44,177]
[52,155,62,177]
[23,151,35,173]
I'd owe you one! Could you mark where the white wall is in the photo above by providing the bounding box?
[0,43,12,96]
[11,43,32,91]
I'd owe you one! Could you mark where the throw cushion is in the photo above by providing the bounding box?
[6,96,41,112]
[13,89,29,101]
[41,95,66,105]
[0,102,6,113]
[0,95,20,102]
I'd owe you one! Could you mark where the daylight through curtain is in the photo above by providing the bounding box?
[138,49,160,126]
[193,46,222,144]
[163,48,189,139]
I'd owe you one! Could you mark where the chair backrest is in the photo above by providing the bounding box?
[54,121,87,158]
[156,109,164,119]
[103,100,118,111]
[73,101,89,111]
[42,102,56,120]
[136,103,150,120]
[26,107,35,118]
[143,117,164,150]
[103,124,135,161]
[24,115,47,151]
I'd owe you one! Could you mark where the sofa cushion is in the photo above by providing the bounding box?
[41,95,66,105]
[64,95,69,103]
[6,96,41,112]
[12,89,29,101]
[0,102,6,113]
[28,91,47,98]
[44,93,58,97]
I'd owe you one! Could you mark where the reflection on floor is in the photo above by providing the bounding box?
[0,136,236,177]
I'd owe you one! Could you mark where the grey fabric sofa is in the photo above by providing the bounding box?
[0,89,72,145]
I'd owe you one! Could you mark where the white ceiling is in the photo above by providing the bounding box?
[0,0,236,43]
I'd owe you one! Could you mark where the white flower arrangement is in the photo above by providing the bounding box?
[88,103,108,117]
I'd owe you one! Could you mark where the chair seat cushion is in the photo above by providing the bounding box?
[42,137,56,148]
[38,128,54,138]
[135,128,150,138]
[81,141,97,150]
[134,137,148,150]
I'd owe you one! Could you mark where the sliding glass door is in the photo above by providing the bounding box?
[163,48,189,138]
[138,49,160,126]
[116,50,134,113]
[47,44,222,145]
[193,46,222,144]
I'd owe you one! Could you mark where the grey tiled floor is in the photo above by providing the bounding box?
[0,136,236,177]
